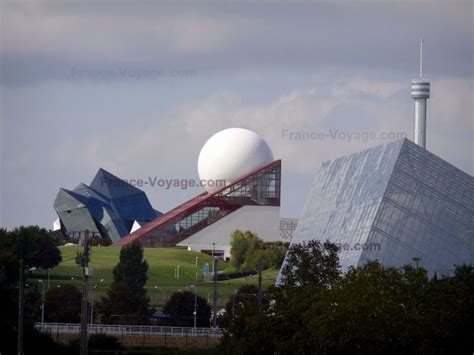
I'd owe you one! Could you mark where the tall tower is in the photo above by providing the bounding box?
[411,38,430,149]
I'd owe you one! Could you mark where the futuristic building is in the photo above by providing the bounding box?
[114,128,282,258]
[281,139,473,276]
[54,169,160,243]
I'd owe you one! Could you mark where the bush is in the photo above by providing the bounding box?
[230,230,288,271]
[89,333,124,350]
[45,283,82,323]
[163,291,211,327]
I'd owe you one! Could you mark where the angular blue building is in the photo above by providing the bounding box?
[54,169,160,244]
[283,139,473,276]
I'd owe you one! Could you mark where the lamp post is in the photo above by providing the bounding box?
[90,279,104,325]
[38,280,45,327]
[153,284,165,305]
[188,285,197,333]
[212,243,215,273]
[232,290,238,320]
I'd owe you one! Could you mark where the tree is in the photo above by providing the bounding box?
[421,264,474,353]
[96,283,151,324]
[6,226,62,269]
[45,283,82,323]
[279,239,340,288]
[163,291,211,327]
[97,241,152,324]
[112,241,148,296]
[230,230,262,269]
[219,285,276,354]
[230,230,287,271]
[221,239,474,354]
[304,261,428,354]
[0,227,63,354]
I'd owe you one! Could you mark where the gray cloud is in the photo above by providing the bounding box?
[1,0,472,86]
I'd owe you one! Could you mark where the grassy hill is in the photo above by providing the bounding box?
[30,246,279,308]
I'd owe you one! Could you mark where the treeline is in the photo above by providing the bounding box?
[219,240,474,354]
[0,226,214,353]
[229,230,288,271]
[0,226,64,354]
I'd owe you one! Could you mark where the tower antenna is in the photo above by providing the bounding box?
[419,38,423,78]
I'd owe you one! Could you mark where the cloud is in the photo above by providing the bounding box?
[1,0,472,85]
[47,75,471,180]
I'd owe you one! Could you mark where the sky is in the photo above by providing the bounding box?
[1,0,473,230]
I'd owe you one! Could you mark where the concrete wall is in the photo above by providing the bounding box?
[177,205,280,259]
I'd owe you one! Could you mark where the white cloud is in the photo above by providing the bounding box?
[51,76,471,181]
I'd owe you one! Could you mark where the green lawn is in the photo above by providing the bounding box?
[29,246,278,308]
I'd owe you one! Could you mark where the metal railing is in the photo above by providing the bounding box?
[35,323,223,337]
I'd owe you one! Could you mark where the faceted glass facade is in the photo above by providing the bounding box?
[54,169,159,244]
[362,139,474,274]
[283,139,473,276]
[280,218,298,242]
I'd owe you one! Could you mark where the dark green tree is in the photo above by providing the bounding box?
[221,239,474,354]
[6,225,62,269]
[0,227,63,354]
[45,283,82,323]
[280,239,341,288]
[97,241,151,324]
[218,284,276,354]
[163,291,211,327]
[304,261,428,354]
[421,264,474,353]
[96,283,151,324]
[112,241,148,296]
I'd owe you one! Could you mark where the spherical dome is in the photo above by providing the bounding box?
[198,128,274,193]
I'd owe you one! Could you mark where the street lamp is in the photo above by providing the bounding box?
[232,290,238,320]
[38,280,45,327]
[204,263,209,282]
[188,285,197,333]
[212,243,215,274]
[90,279,104,325]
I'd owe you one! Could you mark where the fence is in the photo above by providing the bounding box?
[35,323,222,337]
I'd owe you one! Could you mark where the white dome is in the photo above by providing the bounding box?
[198,128,274,193]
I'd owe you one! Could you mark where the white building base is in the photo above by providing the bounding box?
[177,205,280,259]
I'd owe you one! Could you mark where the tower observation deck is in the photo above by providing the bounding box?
[411,38,430,149]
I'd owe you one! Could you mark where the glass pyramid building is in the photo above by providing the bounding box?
[283,139,473,276]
